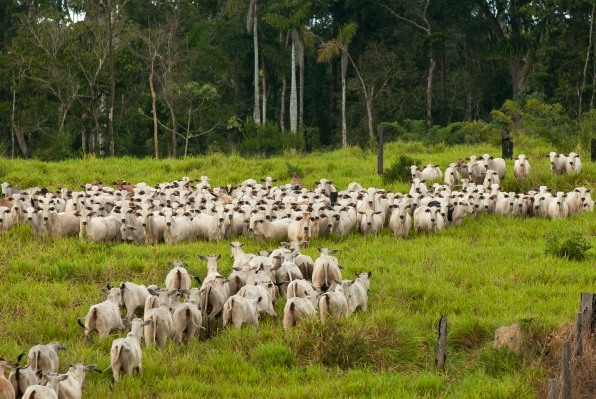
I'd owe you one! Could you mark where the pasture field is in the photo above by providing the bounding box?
[0,139,595,398]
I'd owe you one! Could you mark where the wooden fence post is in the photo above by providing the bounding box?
[560,341,572,399]
[435,315,447,370]
[377,123,384,175]
[547,378,559,399]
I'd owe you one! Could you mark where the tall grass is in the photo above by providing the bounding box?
[0,140,594,398]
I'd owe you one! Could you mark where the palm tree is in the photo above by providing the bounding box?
[317,22,357,148]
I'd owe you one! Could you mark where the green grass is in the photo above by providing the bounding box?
[0,139,595,398]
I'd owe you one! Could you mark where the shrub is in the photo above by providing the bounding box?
[545,231,592,261]
[382,155,421,184]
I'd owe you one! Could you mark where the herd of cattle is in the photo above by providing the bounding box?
[0,150,593,398]
[0,239,371,398]
[0,152,592,243]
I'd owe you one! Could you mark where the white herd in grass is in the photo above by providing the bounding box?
[0,150,593,396]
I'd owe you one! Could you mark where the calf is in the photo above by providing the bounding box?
[109,318,151,383]
[78,286,127,341]
[222,295,261,329]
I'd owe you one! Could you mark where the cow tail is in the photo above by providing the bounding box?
[323,262,329,292]
[177,270,182,289]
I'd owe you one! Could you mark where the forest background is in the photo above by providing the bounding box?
[0,0,595,161]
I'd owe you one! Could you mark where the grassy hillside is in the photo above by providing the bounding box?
[0,140,594,398]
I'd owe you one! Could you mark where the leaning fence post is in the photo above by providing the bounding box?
[435,315,447,370]
[560,341,572,399]
[574,311,584,357]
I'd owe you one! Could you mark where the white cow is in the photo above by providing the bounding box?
[358,208,383,235]
[565,152,582,174]
[78,286,127,341]
[547,152,567,174]
[109,318,151,383]
[282,296,316,329]
[21,373,67,399]
[547,191,569,219]
[57,363,97,399]
[513,154,531,181]
[27,342,67,379]
[318,283,348,322]
[342,272,371,314]
[172,301,202,344]
[311,248,342,292]
[119,282,151,319]
[480,154,506,180]
[388,199,411,238]
[144,305,174,349]
[222,295,261,329]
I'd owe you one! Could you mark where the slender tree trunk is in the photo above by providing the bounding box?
[280,77,286,132]
[108,9,115,156]
[11,88,16,159]
[341,75,347,148]
[426,53,435,127]
[261,60,267,125]
[251,2,261,125]
[290,40,297,133]
[165,94,177,157]
[579,3,595,119]
[149,58,159,159]
[366,88,374,143]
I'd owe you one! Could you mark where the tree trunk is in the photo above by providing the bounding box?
[366,89,374,144]
[341,49,348,148]
[149,58,159,159]
[341,75,347,148]
[252,2,261,125]
[280,77,286,132]
[579,3,595,118]
[426,53,435,128]
[261,60,267,125]
[13,126,30,159]
[165,93,177,157]
[107,7,115,156]
[290,40,297,134]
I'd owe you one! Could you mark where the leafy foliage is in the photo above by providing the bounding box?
[382,155,421,184]
[545,231,592,261]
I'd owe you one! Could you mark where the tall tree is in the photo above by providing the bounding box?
[371,0,435,128]
[317,22,357,147]
[99,0,130,157]
[248,0,261,124]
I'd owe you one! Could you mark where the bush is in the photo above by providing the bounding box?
[382,155,421,184]
[545,231,592,261]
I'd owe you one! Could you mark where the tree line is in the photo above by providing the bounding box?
[0,0,594,161]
